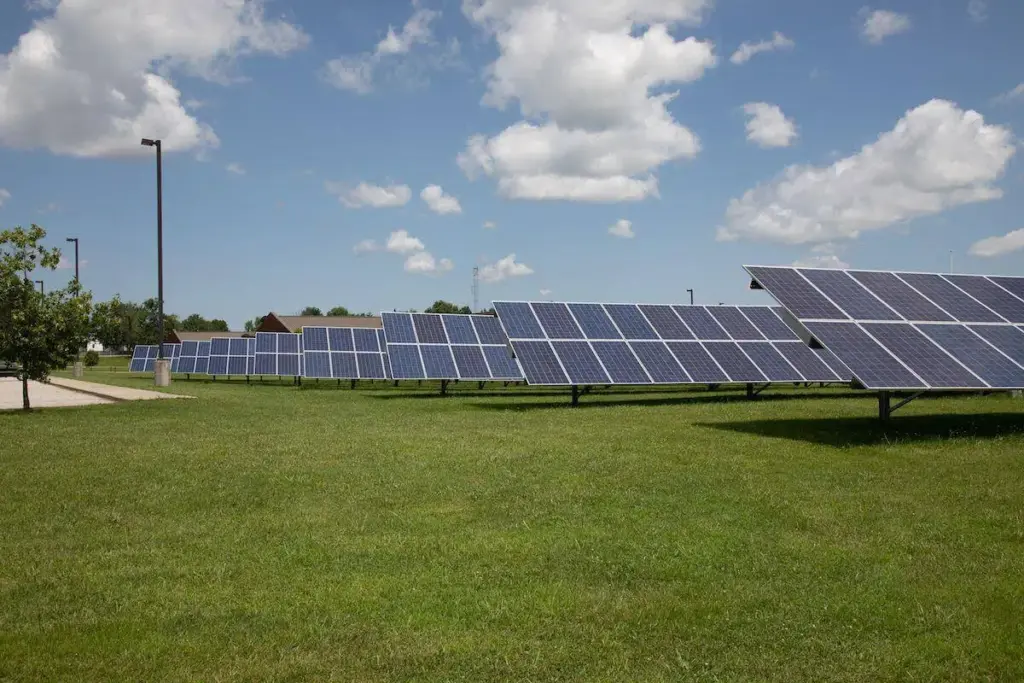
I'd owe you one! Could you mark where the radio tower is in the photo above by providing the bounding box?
[472,266,480,312]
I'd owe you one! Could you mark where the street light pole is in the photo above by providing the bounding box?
[65,237,79,283]
[141,138,165,358]
[35,280,44,294]
[686,288,694,305]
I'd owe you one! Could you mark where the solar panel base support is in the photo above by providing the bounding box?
[746,383,770,399]
[878,390,925,422]
[707,384,720,391]
[478,381,486,390]
[440,379,450,396]
[571,385,580,407]
[351,379,357,390]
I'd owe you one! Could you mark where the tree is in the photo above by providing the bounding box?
[300,306,323,316]
[425,300,471,315]
[181,313,230,332]
[209,319,229,332]
[326,306,350,317]
[244,315,266,333]
[91,295,142,354]
[0,225,92,409]
[137,298,180,345]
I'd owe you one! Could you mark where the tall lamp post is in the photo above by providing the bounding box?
[141,137,170,386]
[35,280,44,294]
[686,288,694,305]
[65,237,79,283]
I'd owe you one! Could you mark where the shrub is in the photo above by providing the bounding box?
[83,350,100,367]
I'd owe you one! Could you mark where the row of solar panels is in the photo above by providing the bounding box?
[747,267,1024,391]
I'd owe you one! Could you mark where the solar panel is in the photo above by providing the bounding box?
[129,345,157,372]
[381,313,522,381]
[747,267,847,320]
[493,301,840,387]
[300,326,390,380]
[747,266,1024,391]
[177,341,199,374]
[254,332,302,376]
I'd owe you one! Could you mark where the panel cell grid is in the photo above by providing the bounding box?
[628,342,690,383]
[673,306,729,340]
[738,342,802,382]
[551,341,610,385]
[989,276,1024,303]
[567,303,622,339]
[944,275,1024,323]
[896,273,1002,323]
[591,341,651,384]
[493,302,545,339]
[917,324,1024,389]
[862,323,984,388]
[665,342,728,383]
[531,302,584,339]
[604,304,658,339]
[638,305,693,340]
[707,306,764,340]
[968,325,1024,366]
[471,316,510,345]
[741,307,799,340]
[413,314,448,344]
[850,271,954,321]
[452,345,490,378]
[773,342,841,383]
[703,342,767,383]
[381,312,417,343]
[804,322,923,389]
[442,315,479,344]
[510,341,568,385]
[799,269,901,321]
[482,346,522,380]
[747,267,847,320]
[353,328,380,353]
[420,345,458,379]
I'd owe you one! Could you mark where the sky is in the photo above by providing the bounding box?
[1,0,1022,330]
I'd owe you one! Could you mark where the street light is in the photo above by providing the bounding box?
[35,280,44,294]
[65,237,79,283]
[140,138,165,359]
[686,288,694,305]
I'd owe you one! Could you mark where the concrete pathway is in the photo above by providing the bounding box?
[0,377,192,410]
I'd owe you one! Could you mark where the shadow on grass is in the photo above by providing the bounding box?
[458,388,869,411]
[699,412,1024,446]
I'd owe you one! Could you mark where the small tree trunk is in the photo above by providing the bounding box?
[21,374,30,410]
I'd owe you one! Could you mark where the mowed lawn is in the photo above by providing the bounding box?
[2,375,1024,682]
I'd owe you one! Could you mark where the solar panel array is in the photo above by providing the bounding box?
[129,345,159,372]
[301,327,390,380]
[254,332,304,377]
[177,340,212,374]
[492,302,846,386]
[209,337,256,376]
[381,312,523,381]
[746,266,1024,390]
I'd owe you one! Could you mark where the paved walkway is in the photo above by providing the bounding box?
[0,377,192,410]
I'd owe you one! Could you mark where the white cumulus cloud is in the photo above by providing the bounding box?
[993,83,1024,105]
[386,229,425,254]
[860,8,911,44]
[609,219,635,238]
[0,0,308,157]
[478,253,533,283]
[0,188,10,207]
[353,239,379,254]
[457,0,715,202]
[539,288,552,296]
[742,103,798,148]
[326,181,411,208]
[793,244,850,269]
[405,251,454,275]
[969,229,1024,258]
[968,0,987,22]
[730,32,794,65]
[483,220,496,229]
[718,99,1015,245]
[226,162,245,175]
[420,184,462,214]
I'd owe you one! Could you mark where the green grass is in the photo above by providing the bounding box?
[3,376,1024,681]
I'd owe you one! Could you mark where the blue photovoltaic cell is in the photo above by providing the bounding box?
[704,342,768,383]
[862,323,984,388]
[917,324,1024,388]
[228,338,247,355]
[509,341,567,385]
[228,357,247,375]
[353,328,379,352]
[849,271,954,321]
[738,342,802,382]
[944,275,1024,323]
[472,316,509,345]
[420,345,458,378]
[356,353,386,379]
[277,354,301,376]
[452,345,490,378]
[442,315,479,344]
[412,314,448,344]
[129,345,154,372]
[180,341,198,357]
[799,269,901,321]
[814,347,851,381]
[747,267,847,320]
[388,345,425,379]
[552,341,609,384]
[707,306,764,340]
[329,327,354,352]
[494,302,545,339]
[382,312,417,343]
[278,334,300,354]
[591,341,651,384]
[638,305,693,340]
[773,342,840,382]
[210,338,230,355]
[666,342,728,383]
[195,342,211,374]
[209,356,229,376]
[303,327,329,351]
[255,353,275,375]
[673,306,729,340]
[989,276,1024,303]
[604,304,658,339]
[895,273,1002,323]
[628,342,690,383]
[178,356,197,374]
[482,346,522,379]
[567,303,622,339]
[332,352,358,378]
[968,325,1024,366]
[804,322,922,389]
[305,351,331,378]
[532,302,584,339]
[741,307,799,340]
[255,333,275,353]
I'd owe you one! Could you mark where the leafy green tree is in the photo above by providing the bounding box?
[326,306,350,316]
[137,298,179,345]
[425,300,471,315]
[244,315,266,333]
[0,225,92,409]
[209,319,229,332]
[91,295,141,353]
[300,306,323,316]
[180,313,230,332]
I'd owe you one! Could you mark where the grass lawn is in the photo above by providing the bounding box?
[2,375,1024,681]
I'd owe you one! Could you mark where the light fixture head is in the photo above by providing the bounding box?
[141,138,157,147]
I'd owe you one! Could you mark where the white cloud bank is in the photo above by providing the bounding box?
[0,0,308,157]
[730,32,794,65]
[420,184,462,214]
[608,219,635,238]
[969,229,1024,258]
[353,229,454,275]
[457,0,715,202]
[860,8,911,44]
[479,253,533,283]
[718,99,1015,245]
[326,181,411,208]
[742,103,797,148]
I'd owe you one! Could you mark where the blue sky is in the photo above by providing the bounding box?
[0,0,1022,329]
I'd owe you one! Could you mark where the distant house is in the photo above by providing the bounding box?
[256,313,382,333]
[166,330,250,344]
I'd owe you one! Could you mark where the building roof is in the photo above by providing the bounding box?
[168,330,250,343]
[257,313,382,333]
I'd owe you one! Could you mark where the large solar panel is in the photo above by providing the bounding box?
[301,326,390,380]
[161,343,182,373]
[253,332,303,377]
[493,301,842,387]
[746,266,1024,391]
[129,345,159,372]
[207,336,257,376]
[381,312,523,381]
